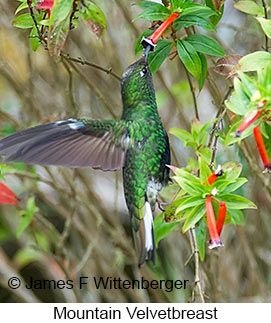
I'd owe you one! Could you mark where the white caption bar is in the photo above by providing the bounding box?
[0,303,268,322]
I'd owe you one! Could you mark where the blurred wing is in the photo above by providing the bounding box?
[0,118,130,170]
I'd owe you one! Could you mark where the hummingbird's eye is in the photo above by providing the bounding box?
[140,67,147,77]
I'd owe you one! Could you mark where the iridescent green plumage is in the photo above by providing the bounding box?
[0,57,170,265]
[121,58,170,264]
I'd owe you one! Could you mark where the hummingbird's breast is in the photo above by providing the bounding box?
[122,117,170,212]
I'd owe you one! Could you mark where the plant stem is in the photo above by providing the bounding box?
[27,0,45,43]
[60,52,121,81]
[261,0,269,51]
[65,60,118,118]
[62,59,78,114]
[189,228,205,303]
[207,86,233,149]
[184,66,199,120]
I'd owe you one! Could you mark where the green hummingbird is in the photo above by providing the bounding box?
[0,54,170,266]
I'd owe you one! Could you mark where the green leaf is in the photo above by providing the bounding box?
[169,127,194,146]
[180,4,216,18]
[206,0,224,26]
[174,170,206,195]
[0,217,12,242]
[17,197,39,238]
[225,210,231,224]
[173,15,215,31]
[0,122,17,136]
[148,40,173,73]
[223,121,242,146]
[177,39,202,80]
[225,77,250,115]
[234,1,263,16]
[205,0,223,11]
[0,164,16,175]
[47,0,73,55]
[14,247,42,268]
[186,34,224,56]
[39,19,50,26]
[35,231,50,251]
[198,53,207,91]
[15,1,28,15]
[197,147,212,163]
[12,162,31,172]
[13,13,35,29]
[223,161,243,181]
[191,118,202,137]
[154,212,180,245]
[133,4,171,21]
[175,195,205,213]
[27,196,39,215]
[237,51,271,72]
[238,72,258,98]
[48,17,70,56]
[174,177,201,195]
[80,1,106,38]
[256,17,271,39]
[170,0,187,11]
[221,177,248,194]
[30,27,40,51]
[182,204,206,232]
[199,156,212,184]
[195,218,206,261]
[258,64,271,92]
[178,169,202,186]
[136,1,167,9]
[260,122,269,138]
[214,179,235,193]
[187,158,199,174]
[197,118,216,146]
[218,194,257,209]
[262,123,271,158]
[50,0,73,24]
[229,209,244,225]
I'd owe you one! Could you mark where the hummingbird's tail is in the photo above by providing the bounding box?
[137,200,155,267]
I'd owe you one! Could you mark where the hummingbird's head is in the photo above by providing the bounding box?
[120,57,155,108]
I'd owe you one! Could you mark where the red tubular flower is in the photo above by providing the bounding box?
[216,202,226,236]
[0,182,19,205]
[141,12,179,50]
[206,173,217,185]
[235,110,262,137]
[36,0,54,9]
[36,0,54,17]
[203,165,223,186]
[253,125,271,170]
[149,12,179,44]
[207,165,223,185]
[205,196,222,249]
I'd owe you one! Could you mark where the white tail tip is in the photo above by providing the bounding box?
[144,201,154,252]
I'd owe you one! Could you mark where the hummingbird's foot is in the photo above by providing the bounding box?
[157,199,168,211]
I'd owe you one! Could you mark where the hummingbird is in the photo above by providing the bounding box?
[0,52,170,266]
